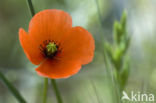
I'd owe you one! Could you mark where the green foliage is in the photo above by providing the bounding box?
[105,11,131,91]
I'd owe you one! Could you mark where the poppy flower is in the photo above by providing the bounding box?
[19,9,95,79]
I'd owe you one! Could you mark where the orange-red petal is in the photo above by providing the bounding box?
[60,26,95,65]
[36,59,81,79]
[19,28,44,65]
[28,9,72,43]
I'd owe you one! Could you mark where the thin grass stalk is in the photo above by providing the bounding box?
[26,0,35,16]
[43,78,48,103]
[0,70,26,103]
[51,79,63,103]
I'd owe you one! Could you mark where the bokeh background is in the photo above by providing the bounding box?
[0,0,156,103]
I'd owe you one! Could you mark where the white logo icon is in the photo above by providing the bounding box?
[122,91,130,100]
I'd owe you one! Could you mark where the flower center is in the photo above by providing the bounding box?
[45,42,57,58]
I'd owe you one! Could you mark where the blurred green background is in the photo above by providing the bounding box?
[0,0,156,103]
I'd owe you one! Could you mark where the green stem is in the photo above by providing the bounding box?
[43,78,48,103]
[26,0,35,16]
[0,70,26,103]
[94,0,103,26]
[94,0,109,67]
[51,79,63,103]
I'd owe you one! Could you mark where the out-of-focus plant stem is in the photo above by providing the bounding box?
[0,70,26,103]
[91,81,101,103]
[94,0,103,27]
[51,79,63,103]
[94,0,109,74]
[43,78,48,103]
[26,0,35,16]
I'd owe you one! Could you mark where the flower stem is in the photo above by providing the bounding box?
[51,79,63,103]
[0,70,26,103]
[43,78,48,103]
[26,0,35,16]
